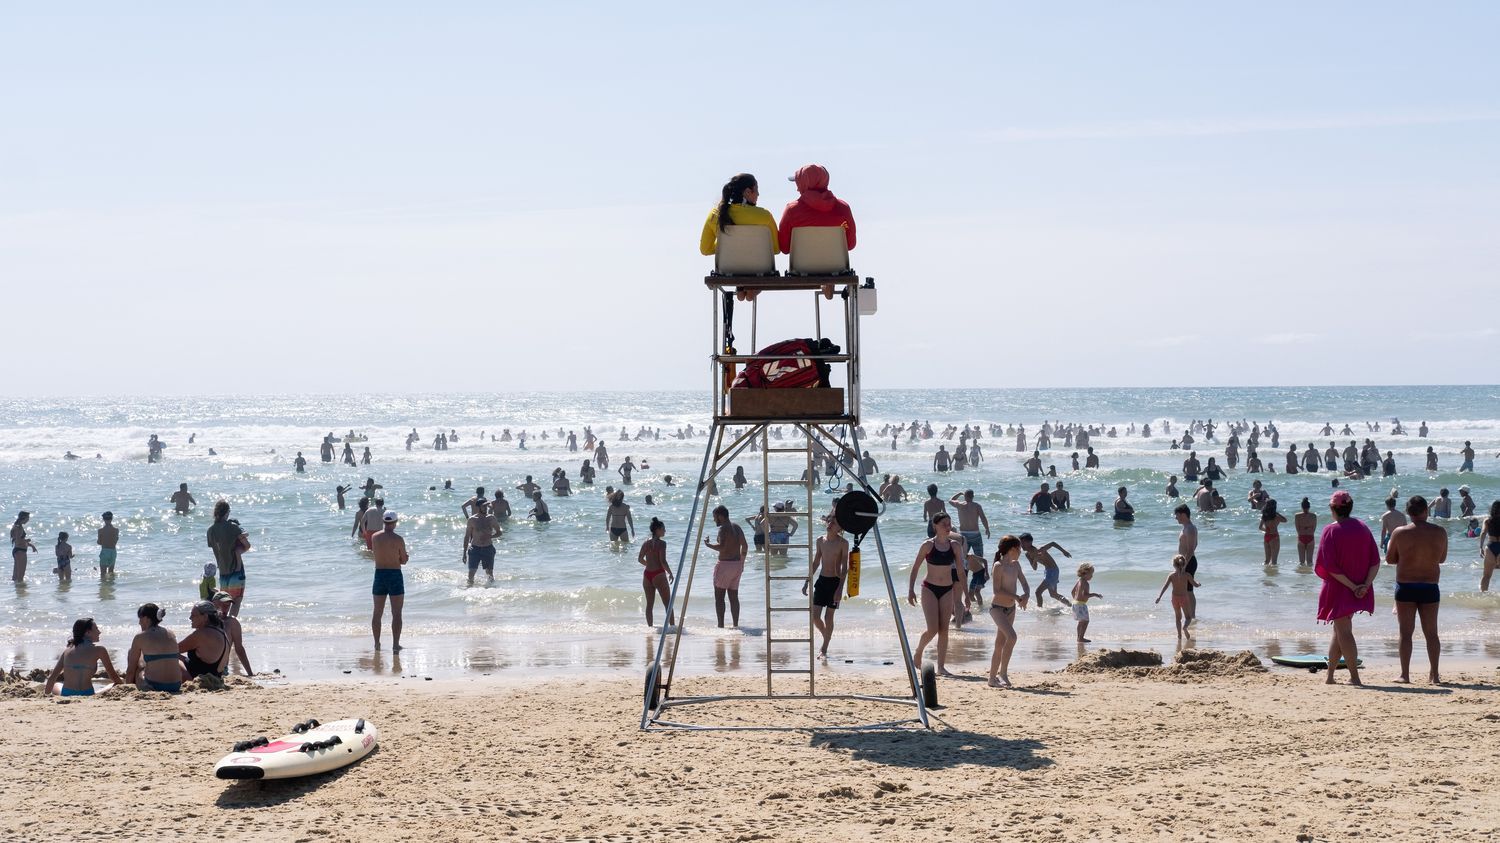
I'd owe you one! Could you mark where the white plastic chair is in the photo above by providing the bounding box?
[714,225,777,276]
[788,226,851,275]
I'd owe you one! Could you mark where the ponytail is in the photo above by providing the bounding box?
[717,173,757,231]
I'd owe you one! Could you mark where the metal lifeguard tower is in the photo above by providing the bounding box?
[640,226,931,731]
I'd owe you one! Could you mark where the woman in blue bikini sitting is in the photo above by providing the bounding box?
[44,618,124,697]
[124,603,184,693]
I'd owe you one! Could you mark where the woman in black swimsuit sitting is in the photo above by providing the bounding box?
[178,601,230,679]
[907,513,965,677]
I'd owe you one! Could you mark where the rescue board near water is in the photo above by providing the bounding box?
[1269,654,1362,672]
[215,718,378,780]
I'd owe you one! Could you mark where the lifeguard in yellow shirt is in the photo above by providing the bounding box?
[700,173,779,300]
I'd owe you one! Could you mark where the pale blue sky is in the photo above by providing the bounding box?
[3,2,1496,395]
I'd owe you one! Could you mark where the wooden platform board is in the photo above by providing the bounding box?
[727,388,845,419]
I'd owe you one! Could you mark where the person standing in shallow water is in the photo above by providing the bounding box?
[705,505,747,628]
[1315,490,1380,686]
[1293,498,1317,567]
[371,511,407,652]
[1385,495,1446,684]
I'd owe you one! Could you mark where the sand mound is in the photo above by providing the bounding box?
[1065,648,1265,682]
[97,685,171,700]
[1169,649,1264,678]
[0,671,44,699]
[1064,649,1164,673]
[183,674,260,693]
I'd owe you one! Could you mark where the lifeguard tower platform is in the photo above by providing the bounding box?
[640,225,933,731]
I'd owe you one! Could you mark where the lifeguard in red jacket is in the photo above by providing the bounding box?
[778,163,856,254]
[779,164,855,298]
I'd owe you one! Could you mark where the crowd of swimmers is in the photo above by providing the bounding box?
[18,411,1500,697]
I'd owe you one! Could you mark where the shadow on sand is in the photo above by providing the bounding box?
[808,729,1050,771]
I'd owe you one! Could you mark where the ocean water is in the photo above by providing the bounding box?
[2,387,1498,681]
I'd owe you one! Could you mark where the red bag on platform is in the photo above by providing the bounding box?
[732,338,838,389]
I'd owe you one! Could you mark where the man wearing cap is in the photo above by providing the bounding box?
[210,591,253,676]
[1458,486,1476,518]
[778,164,857,298]
[371,510,408,651]
[97,511,119,580]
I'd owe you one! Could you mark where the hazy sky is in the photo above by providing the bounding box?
[3,3,1496,396]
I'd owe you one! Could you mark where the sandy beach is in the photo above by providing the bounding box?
[3,654,1497,842]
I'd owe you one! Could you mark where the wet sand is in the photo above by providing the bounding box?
[3,656,1498,842]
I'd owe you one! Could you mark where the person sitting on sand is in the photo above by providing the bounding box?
[210,591,253,676]
[124,603,182,694]
[987,535,1029,689]
[1154,555,1200,638]
[178,601,231,679]
[45,618,124,697]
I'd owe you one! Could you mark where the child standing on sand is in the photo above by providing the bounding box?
[1072,563,1102,642]
[986,535,1029,689]
[54,532,74,582]
[1154,555,1201,637]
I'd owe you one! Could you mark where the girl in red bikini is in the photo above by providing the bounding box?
[638,518,673,627]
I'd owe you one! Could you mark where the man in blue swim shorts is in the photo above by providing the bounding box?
[371,511,409,651]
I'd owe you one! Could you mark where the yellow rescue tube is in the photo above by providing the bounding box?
[846,546,860,598]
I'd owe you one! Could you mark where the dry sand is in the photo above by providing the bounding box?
[2,652,1498,842]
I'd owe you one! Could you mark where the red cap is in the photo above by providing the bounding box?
[1330,490,1353,507]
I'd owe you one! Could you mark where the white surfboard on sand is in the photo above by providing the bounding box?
[215,718,378,780]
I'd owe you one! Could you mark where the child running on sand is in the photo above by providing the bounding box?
[638,518,673,627]
[986,535,1029,689]
[1154,554,1201,637]
[1020,533,1072,608]
[1072,563,1102,642]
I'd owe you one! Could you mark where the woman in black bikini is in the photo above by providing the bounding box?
[178,601,230,679]
[1481,501,1500,592]
[906,512,965,676]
